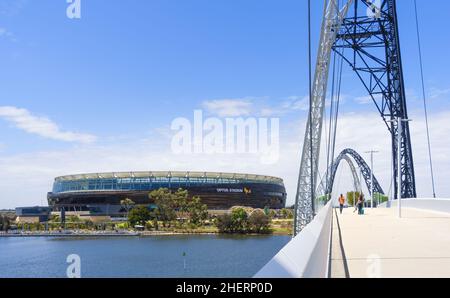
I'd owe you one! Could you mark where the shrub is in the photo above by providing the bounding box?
[280,208,294,219]
[248,210,271,233]
[216,214,234,233]
[215,208,272,234]
[231,207,248,232]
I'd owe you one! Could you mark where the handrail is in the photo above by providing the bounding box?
[255,200,334,278]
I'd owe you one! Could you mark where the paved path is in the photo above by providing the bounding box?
[331,206,450,278]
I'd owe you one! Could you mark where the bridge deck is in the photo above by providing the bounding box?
[331,206,450,278]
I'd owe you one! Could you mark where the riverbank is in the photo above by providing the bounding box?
[0,218,293,237]
[0,229,292,238]
[0,231,140,237]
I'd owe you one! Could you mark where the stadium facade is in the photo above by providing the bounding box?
[47,171,287,216]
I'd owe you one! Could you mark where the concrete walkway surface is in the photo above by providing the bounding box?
[331,207,450,278]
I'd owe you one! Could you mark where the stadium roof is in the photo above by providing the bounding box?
[55,171,284,184]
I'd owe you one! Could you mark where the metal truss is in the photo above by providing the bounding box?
[320,148,385,196]
[332,0,416,199]
[294,0,416,236]
[294,0,354,236]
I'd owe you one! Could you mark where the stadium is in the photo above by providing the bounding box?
[47,171,287,217]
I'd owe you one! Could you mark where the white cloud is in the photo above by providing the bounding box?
[0,106,97,143]
[354,94,383,105]
[330,110,450,199]
[354,87,450,105]
[0,0,27,16]
[354,95,372,104]
[282,96,309,111]
[0,27,17,42]
[429,87,450,100]
[202,98,254,117]
[201,95,320,118]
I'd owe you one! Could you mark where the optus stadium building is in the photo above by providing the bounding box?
[47,171,287,217]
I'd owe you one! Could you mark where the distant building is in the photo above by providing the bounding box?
[15,206,51,223]
[47,171,287,218]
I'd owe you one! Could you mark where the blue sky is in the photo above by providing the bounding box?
[0,0,449,208]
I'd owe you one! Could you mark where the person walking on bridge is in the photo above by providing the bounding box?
[338,194,345,214]
[355,194,365,215]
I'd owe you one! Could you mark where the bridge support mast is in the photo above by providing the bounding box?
[333,0,417,201]
[294,0,353,235]
[295,0,416,235]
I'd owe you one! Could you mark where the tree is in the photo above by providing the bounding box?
[187,196,208,225]
[0,215,10,232]
[268,210,277,219]
[346,191,361,206]
[215,208,272,234]
[128,206,151,227]
[120,198,136,217]
[280,208,294,219]
[173,188,189,212]
[149,188,207,227]
[152,218,159,231]
[216,214,234,233]
[149,188,177,227]
[231,207,248,232]
[248,210,271,233]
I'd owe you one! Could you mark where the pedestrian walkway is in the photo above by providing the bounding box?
[330,206,450,278]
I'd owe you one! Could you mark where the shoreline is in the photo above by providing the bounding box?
[0,230,291,238]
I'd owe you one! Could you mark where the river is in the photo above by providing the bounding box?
[0,235,290,278]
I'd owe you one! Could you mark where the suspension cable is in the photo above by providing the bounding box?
[307,0,315,214]
[325,45,338,197]
[325,0,344,200]
[331,46,344,170]
[414,0,437,198]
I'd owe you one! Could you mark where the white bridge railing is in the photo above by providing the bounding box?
[255,200,334,278]
[382,198,450,214]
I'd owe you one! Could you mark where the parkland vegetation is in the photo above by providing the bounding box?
[120,188,293,235]
[1,188,294,235]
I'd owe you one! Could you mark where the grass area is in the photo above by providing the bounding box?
[270,219,293,235]
[157,225,219,234]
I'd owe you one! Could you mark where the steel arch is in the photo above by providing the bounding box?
[326,149,385,196]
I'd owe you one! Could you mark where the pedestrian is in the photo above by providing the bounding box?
[356,194,365,215]
[338,194,345,214]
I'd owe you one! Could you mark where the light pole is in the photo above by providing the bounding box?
[388,117,412,218]
[365,150,379,209]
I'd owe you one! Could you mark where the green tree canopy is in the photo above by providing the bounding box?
[149,188,209,227]
[128,206,151,227]
[149,188,177,225]
[120,198,136,215]
[215,208,272,234]
[216,214,234,233]
[187,196,208,225]
[248,210,271,233]
[229,207,248,232]
[280,208,294,219]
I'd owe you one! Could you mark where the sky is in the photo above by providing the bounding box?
[0,0,449,209]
